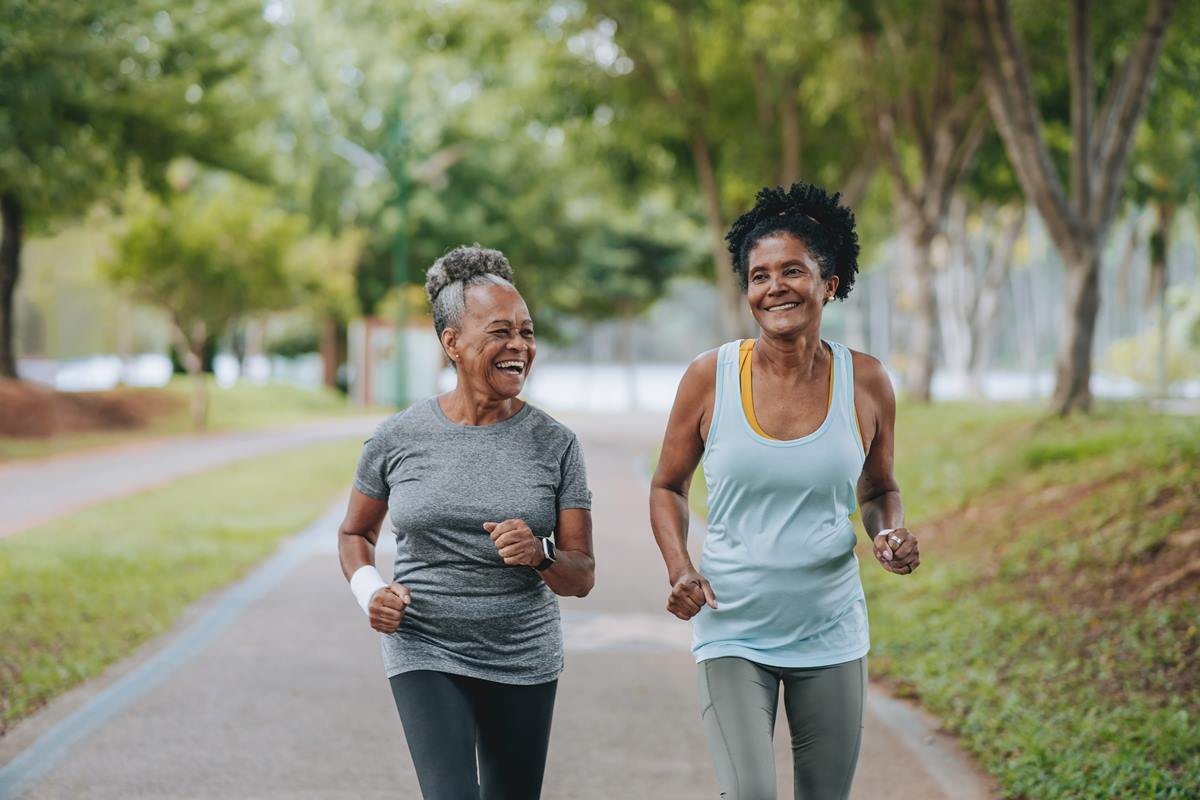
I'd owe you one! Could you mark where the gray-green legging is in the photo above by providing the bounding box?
[697,656,867,800]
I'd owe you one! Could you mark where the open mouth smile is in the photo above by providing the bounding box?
[766,302,799,312]
[495,359,526,375]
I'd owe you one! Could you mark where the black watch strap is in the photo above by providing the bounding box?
[534,537,556,571]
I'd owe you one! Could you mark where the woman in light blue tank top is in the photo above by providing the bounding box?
[650,182,921,800]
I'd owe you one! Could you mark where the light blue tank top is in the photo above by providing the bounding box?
[692,339,870,668]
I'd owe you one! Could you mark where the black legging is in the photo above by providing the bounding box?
[388,671,558,800]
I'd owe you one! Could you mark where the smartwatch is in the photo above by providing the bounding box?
[534,537,556,571]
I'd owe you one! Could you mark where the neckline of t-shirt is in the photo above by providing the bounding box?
[428,396,533,432]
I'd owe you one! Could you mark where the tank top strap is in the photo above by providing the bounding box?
[706,340,743,447]
[828,341,866,460]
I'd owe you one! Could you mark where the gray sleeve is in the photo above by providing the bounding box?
[556,435,592,511]
[353,433,391,501]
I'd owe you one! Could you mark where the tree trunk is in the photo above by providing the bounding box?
[903,224,939,403]
[189,352,208,431]
[778,92,801,186]
[320,316,340,389]
[172,318,209,430]
[969,207,1025,396]
[969,0,1179,414]
[0,192,23,379]
[1014,265,1040,399]
[1148,202,1173,399]
[1051,249,1101,414]
[1114,214,1141,307]
[230,318,247,371]
[935,197,974,381]
[838,158,876,213]
[689,134,746,340]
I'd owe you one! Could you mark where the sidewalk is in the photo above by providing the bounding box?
[0,416,380,539]
[0,412,996,799]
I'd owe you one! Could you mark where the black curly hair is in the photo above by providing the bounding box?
[725,181,859,300]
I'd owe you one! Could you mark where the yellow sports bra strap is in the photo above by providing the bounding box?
[739,338,834,441]
[738,339,771,438]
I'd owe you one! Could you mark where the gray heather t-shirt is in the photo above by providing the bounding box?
[353,397,591,685]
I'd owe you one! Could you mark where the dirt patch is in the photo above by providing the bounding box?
[918,468,1200,703]
[0,379,182,437]
[925,470,1200,605]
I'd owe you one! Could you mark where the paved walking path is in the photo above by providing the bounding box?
[0,411,995,799]
[0,417,379,539]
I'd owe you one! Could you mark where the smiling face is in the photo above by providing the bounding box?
[441,282,536,400]
[745,232,839,336]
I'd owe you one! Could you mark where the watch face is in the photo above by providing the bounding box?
[543,537,556,561]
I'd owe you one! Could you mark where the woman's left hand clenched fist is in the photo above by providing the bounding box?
[484,519,541,567]
[873,527,920,575]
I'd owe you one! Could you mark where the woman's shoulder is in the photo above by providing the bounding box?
[682,346,723,383]
[845,348,895,398]
[521,404,581,443]
[369,399,435,438]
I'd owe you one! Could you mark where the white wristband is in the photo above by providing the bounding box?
[349,564,388,615]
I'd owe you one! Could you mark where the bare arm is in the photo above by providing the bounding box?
[650,352,719,618]
[540,508,594,597]
[485,508,594,598]
[853,355,920,574]
[338,488,388,579]
[337,488,411,631]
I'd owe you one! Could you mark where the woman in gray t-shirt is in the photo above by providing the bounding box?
[337,246,594,800]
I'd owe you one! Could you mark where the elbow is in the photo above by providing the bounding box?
[573,561,596,597]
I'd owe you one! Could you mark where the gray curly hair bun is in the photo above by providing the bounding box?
[425,245,517,338]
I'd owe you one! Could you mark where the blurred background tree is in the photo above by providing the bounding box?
[105,177,303,428]
[1,0,1196,414]
[966,0,1183,413]
[0,0,270,378]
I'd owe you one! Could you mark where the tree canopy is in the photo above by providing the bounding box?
[2,0,1197,411]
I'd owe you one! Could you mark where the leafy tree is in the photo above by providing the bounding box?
[561,0,877,340]
[1126,20,1200,398]
[285,227,364,387]
[105,179,304,428]
[966,0,1182,414]
[857,0,989,402]
[0,0,269,378]
[261,0,642,335]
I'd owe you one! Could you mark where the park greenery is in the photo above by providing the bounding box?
[0,436,363,735]
[869,403,1200,798]
[3,5,1197,796]
[1,0,1198,414]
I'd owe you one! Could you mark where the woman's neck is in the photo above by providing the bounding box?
[439,384,522,426]
[755,325,827,380]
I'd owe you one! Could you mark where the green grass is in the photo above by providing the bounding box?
[866,403,1200,799]
[679,401,1200,798]
[0,437,362,733]
[0,378,379,462]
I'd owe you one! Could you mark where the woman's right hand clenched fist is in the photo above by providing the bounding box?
[368,582,412,633]
[667,568,718,621]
